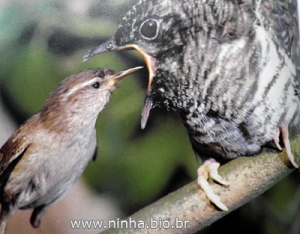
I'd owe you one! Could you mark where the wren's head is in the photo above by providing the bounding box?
[40,67,142,125]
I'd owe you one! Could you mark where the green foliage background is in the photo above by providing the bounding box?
[0,1,299,233]
[0,0,196,214]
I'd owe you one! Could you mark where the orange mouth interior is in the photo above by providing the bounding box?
[120,45,157,90]
[119,45,156,129]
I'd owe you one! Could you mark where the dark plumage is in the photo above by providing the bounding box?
[84,0,300,210]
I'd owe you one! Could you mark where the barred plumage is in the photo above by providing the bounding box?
[84,0,300,211]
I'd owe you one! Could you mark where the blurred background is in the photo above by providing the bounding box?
[0,0,300,233]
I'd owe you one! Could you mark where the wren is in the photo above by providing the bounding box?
[0,66,142,233]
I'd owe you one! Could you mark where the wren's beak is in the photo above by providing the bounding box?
[103,66,143,89]
[83,38,157,129]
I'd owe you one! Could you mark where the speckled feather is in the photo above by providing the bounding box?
[83,0,300,210]
[111,0,300,160]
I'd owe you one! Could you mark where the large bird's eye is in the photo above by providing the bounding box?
[139,19,160,40]
[92,82,100,89]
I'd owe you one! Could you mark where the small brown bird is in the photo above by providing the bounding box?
[0,66,142,233]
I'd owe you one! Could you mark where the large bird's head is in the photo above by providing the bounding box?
[83,0,190,128]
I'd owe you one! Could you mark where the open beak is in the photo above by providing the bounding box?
[83,38,156,90]
[103,66,143,88]
[83,38,119,61]
[84,38,157,129]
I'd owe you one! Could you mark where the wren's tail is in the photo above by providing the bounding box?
[0,205,9,234]
[0,217,7,234]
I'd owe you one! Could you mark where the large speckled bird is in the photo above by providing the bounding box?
[84,0,300,211]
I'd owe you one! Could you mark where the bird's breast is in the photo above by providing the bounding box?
[150,25,299,159]
[13,127,97,209]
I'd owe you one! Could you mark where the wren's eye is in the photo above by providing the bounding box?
[139,19,160,40]
[92,82,100,89]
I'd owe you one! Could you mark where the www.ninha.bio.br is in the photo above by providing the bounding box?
[70,217,190,230]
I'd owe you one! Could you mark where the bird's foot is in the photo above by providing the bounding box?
[273,129,282,151]
[197,158,229,211]
[35,227,43,234]
[280,126,299,168]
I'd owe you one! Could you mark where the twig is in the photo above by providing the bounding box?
[100,135,300,234]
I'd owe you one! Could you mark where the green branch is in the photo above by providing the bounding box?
[101,133,299,234]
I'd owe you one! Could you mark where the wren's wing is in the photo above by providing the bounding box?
[0,132,30,177]
[259,0,300,68]
[0,114,40,177]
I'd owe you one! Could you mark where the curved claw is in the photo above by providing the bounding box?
[273,129,283,151]
[280,126,299,168]
[197,158,229,211]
